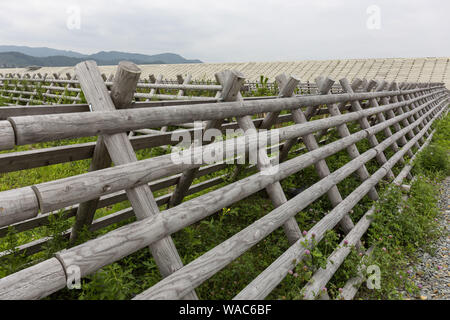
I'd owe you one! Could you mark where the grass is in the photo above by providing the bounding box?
[0,96,8,106]
[354,111,449,299]
[0,81,448,300]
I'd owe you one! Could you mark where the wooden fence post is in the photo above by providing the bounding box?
[383,82,414,157]
[339,78,395,180]
[278,101,322,162]
[69,73,83,104]
[399,82,438,147]
[69,135,111,243]
[259,73,299,129]
[231,73,299,178]
[402,84,424,120]
[410,83,435,133]
[402,83,427,141]
[167,69,244,208]
[389,82,421,149]
[422,84,438,124]
[149,74,163,97]
[315,76,379,201]
[155,74,193,133]
[69,62,141,243]
[71,60,198,300]
[281,75,362,239]
[177,74,192,98]
[366,80,410,179]
[233,72,302,245]
[400,83,426,139]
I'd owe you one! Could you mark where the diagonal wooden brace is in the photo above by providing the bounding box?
[339,78,395,180]
[167,70,245,208]
[234,72,302,245]
[364,80,409,174]
[388,82,421,150]
[73,60,198,300]
[286,77,361,244]
[315,76,379,201]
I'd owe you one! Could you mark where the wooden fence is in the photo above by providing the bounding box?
[0,60,448,300]
[0,71,221,105]
[0,70,340,107]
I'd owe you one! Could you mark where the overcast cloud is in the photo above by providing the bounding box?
[0,0,448,62]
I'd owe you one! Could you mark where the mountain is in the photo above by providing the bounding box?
[0,46,202,68]
[89,51,202,64]
[0,52,108,68]
[0,45,86,58]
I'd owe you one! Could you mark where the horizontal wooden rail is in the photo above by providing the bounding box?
[0,73,224,106]
[233,107,444,300]
[0,137,318,244]
[135,100,444,300]
[0,92,446,228]
[0,112,295,174]
[305,130,436,300]
[0,65,447,301]
[0,94,444,300]
[4,86,444,147]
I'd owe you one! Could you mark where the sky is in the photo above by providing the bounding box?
[0,0,448,63]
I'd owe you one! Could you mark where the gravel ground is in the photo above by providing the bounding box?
[403,177,450,300]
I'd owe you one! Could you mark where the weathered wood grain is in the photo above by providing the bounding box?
[315,76,379,201]
[235,73,302,245]
[302,121,437,299]
[70,62,139,242]
[0,114,293,174]
[135,148,380,300]
[73,60,198,299]
[139,108,447,299]
[234,99,446,300]
[288,91,358,238]
[0,187,39,228]
[3,93,443,219]
[0,258,66,300]
[382,82,412,153]
[397,83,424,143]
[0,120,15,150]
[341,78,396,180]
[389,82,420,149]
[259,74,299,130]
[47,130,360,272]
[7,87,443,146]
[368,80,404,162]
[168,70,245,208]
[0,65,446,302]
